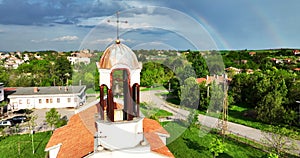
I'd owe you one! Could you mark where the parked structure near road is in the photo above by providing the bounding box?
[7,86,86,110]
[0,120,13,127]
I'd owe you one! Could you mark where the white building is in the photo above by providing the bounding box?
[0,83,4,102]
[67,56,90,65]
[67,51,92,65]
[8,86,86,110]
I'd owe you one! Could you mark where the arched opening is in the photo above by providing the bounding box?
[132,83,140,117]
[99,84,108,120]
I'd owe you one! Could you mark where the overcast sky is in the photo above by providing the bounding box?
[0,0,299,51]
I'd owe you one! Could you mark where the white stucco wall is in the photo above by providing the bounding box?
[96,118,144,150]
[130,69,141,87]
[8,93,86,110]
[91,145,166,158]
[99,69,111,89]
[46,144,61,158]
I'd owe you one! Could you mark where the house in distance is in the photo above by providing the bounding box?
[7,86,86,110]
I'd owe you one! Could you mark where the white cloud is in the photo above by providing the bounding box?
[31,38,48,43]
[90,38,114,44]
[31,35,79,43]
[89,38,134,44]
[52,35,79,42]
[77,17,106,27]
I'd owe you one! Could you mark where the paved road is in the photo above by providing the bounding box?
[33,108,75,130]
[141,90,300,155]
[140,90,189,120]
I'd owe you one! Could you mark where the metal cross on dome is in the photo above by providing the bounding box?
[107,11,128,43]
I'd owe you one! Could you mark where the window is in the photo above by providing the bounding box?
[74,98,78,103]
[67,98,71,103]
[27,99,30,104]
[46,99,49,103]
[39,99,42,104]
[57,98,60,103]
[19,99,22,104]
[50,98,53,103]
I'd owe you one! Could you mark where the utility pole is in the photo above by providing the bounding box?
[31,130,35,154]
[218,74,228,138]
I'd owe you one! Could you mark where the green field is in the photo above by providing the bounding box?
[164,122,268,158]
[0,131,51,158]
[140,102,173,118]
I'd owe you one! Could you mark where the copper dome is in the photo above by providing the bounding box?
[99,43,141,69]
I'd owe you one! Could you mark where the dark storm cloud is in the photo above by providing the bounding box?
[0,0,133,26]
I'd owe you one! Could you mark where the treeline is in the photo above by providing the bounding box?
[230,69,300,126]
[1,49,299,127]
[140,50,300,127]
[222,49,300,70]
[0,52,72,87]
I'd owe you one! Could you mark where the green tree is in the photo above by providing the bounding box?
[140,62,171,87]
[163,77,180,98]
[268,153,279,158]
[179,77,199,109]
[0,101,8,117]
[55,118,67,128]
[54,56,72,86]
[185,51,209,77]
[209,137,226,158]
[45,108,61,131]
[209,81,224,112]
[94,67,100,91]
[198,82,209,110]
[175,64,196,83]
[256,71,288,124]
[0,66,9,86]
[27,113,38,131]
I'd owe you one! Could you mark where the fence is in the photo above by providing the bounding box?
[224,129,300,157]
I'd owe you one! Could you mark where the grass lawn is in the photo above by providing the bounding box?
[85,88,99,94]
[164,122,267,158]
[140,103,173,118]
[228,105,300,140]
[0,131,52,158]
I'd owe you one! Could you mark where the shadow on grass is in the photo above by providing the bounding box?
[228,109,257,122]
[34,131,52,153]
[166,97,180,105]
[218,153,233,158]
[183,137,207,153]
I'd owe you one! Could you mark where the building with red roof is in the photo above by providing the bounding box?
[45,39,174,158]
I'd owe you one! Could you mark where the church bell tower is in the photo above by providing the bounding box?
[95,39,144,151]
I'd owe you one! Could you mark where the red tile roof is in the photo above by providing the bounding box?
[46,105,174,158]
[4,88,17,91]
[249,52,256,55]
[143,118,169,136]
[143,118,174,157]
[144,132,174,157]
[293,68,300,71]
[45,105,97,158]
[196,78,206,84]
